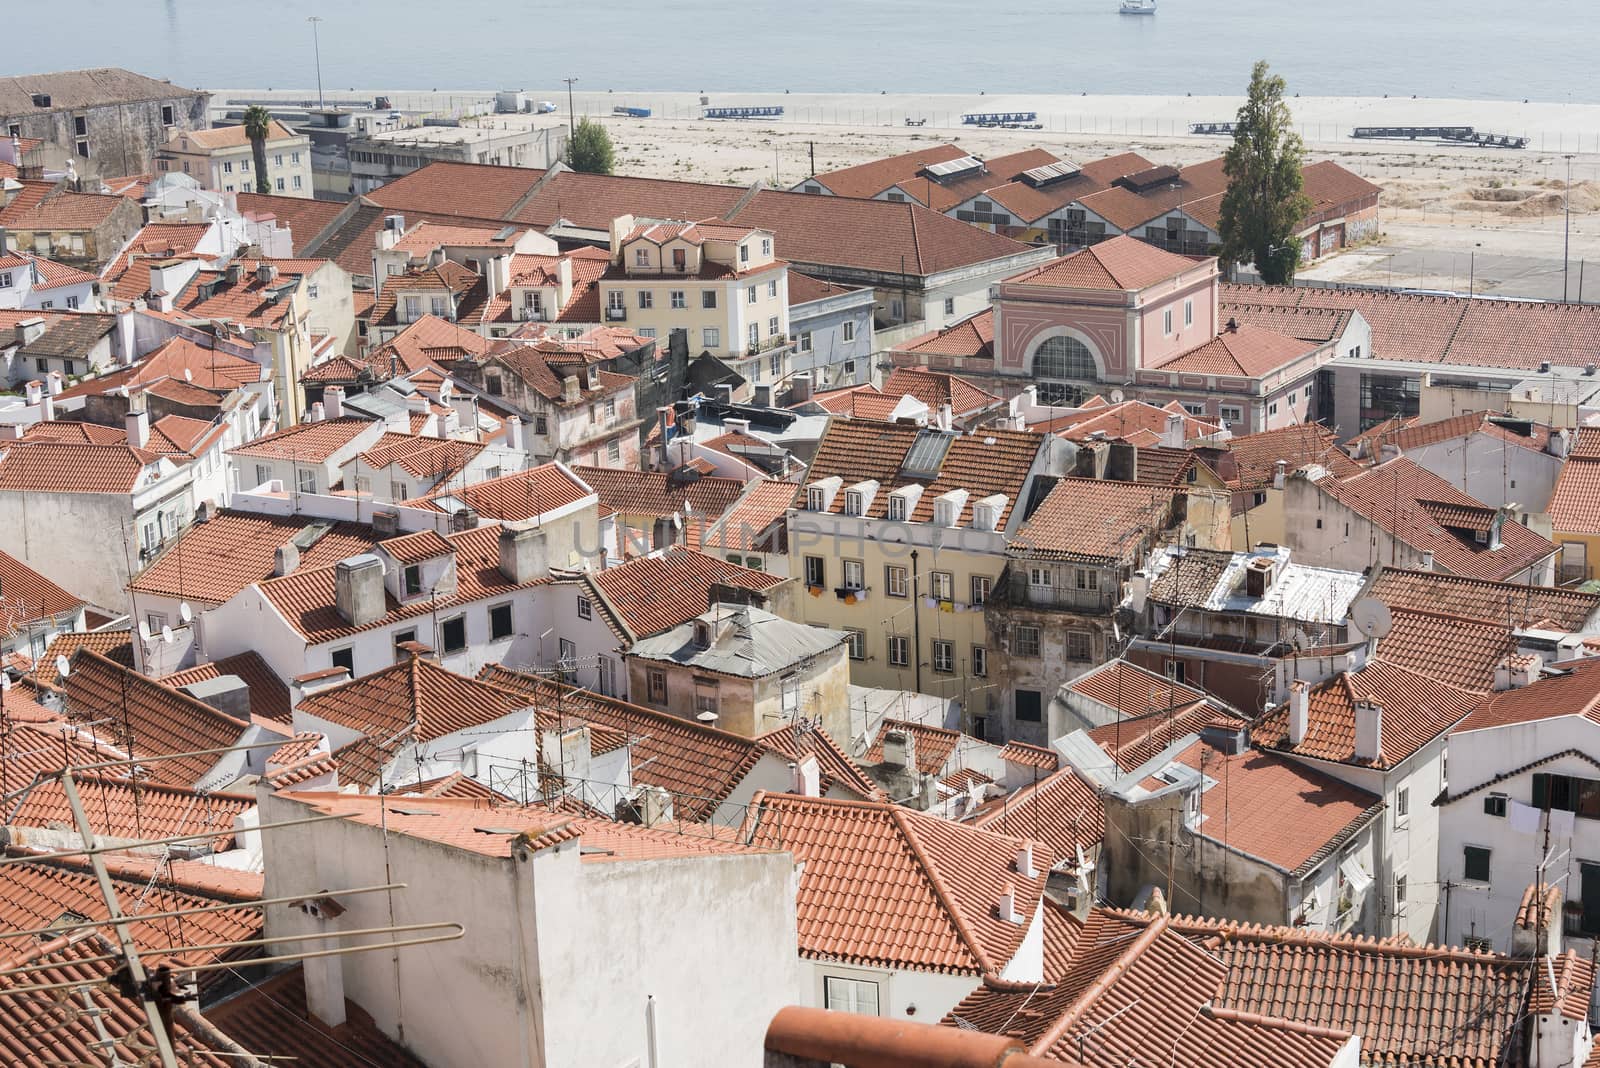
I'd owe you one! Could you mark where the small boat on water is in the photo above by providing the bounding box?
[1119,0,1156,13]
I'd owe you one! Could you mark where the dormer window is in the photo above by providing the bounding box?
[761,238,772,256]
[403,565,423,597]
[807,487,826,511]
[634,247,649,267]
[888,495,906,521]
[844,490,863,516]
[739,243,750,263]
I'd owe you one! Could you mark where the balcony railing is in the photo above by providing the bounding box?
[993,571,1118,614]
[605,306,627,322]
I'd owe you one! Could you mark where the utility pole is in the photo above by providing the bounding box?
[563,77,579,143]
[307,16,325,110]
[1564,154,1575,302]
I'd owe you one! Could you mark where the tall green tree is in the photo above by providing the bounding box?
[564,117,615,175]
[1217,61,1313,285]
[243,105,273,195]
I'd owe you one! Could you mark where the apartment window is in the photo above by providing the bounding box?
[842,559,864,590]
[1014,626,1042,658]
[296,468,316,494]
[489,603,514,640]
[768,353,782,378]
[943,298,955,316]
[1184,299,1194,327]
[161,105,175,126]
[534,414,548,435]
[1395,787,1410,824]
[607,439,621,463]
[254,464,271,486]
[1483,794,1508,817]
[1016,690,1043,723]
[239,158,249,171]
[635,248,650,267]
[392,628,417,662]
[932,639,955,674]
[890,299,903,319]
[391,482,409,502]
[766,280,777,299]
[647,669,667,704]
[292,151,301,164]
[970,575,991,605]
[485,372,504,396]
[1531,772,1600,816]
[888,635,910,666]
[1463,846,1492,883]
[331,647,354,674]
[738,242,750,264]
[439,615,467,654]
[1066,630,1092,661]
[702,327,720,348]
[638,290,654,310]
[842,320,856,342]
[670,290,686,309]
[1166,660,1187,684]
[607,291,626,313]
[885,565,908,598]
[575,595,593,621]
[806,487,826,511]
[845,629,866,660]
[65,296,79,310]
[1029,567,1054,590]
[804,556,826,588]
[971,645,987,678]
[1268,402,1279,417]
[1163,308,1173,335]
[761,237,772,256]
[824,976,880,1016]
[292,175,303,190]
[1071,569,1098,592]
[887,495,906,522]
[1394,875,1408,910]
[274,153,284,167]
[765,316,778,338]
[39,300,53,310]
[223,161,234,174]
[275,177,285,191]
[702,289,717,309]
[403,565,423,597]
[798,331,813,352]
[1221,405,1243,424]
[924,571,951,602]
[0,271,10,288]
[843,490,863,517]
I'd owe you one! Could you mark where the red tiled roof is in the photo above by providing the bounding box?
[161,651,294,723]
[1548,457,1600,535]
[1256,658,1480,768]
[1007,234,1207,291]
[129,509,379,605]
[1034,397,1221,445]
[702,478,796,555]
[1376,607,1516,691]
[999,740,1060,772]
[1011,478,1178,562]
[295,655,530,744]
[573,464,749,523]
[1454,656,1600,733]
[368,161,550,219]
[589,548,784,640]
[882,367,1000,416]
[0,548,85,622]
[0,188,127,231]
[358,432,484,482]
[1224,422,1364,489]
[415,461,593,521]
[1153,323,1320,377]
[64,649,256,788]
[806,144,972,199]
[756,722,880,800]
[227,415,373,462]
[0,439,162,494]
[6,774,253,849]
[863,718,962,775]
[1366,565,1599,630]
[786,270,861,305]
[23,630,132,690]
[966,768,1104,872]
[173,120,299,150]
[1087,700,1231,771]
[897,307,996,360]
[56,335,262,401]
[1221,301,1357,344]
[1066,658,1209,719]
[204,965,429,1067]
[743,791,1053,977]
[1317,457,1556,581]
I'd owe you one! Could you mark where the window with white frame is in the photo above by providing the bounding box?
[761,237,772,256]
[971,575,991,605]
[823,976,880,1016]
[404,296,421,321]
[885,565,908,597]
[768,315,779,337]
[842,559,864,590]
[888,635,910,666]
[1221,405,1243,424]
[702,289,717,309]
[887,495,906,521]
[1066,630,1092,660]
[1029,567,1053,589]
[1076,568,1100,591]
[1014,625,1042,657]
[296,468,316,494]
[971,645,988,677]
[798,331,812,352]
[430,296,448,317]
[804,556,826,587]
[767,280,778,298]
[747,285,757,304]
[1163,308,1173,335]
[638,290,654,309]
[1184,299,1193,327]
[930,571,953,602]
[842,321,857,342]
[748,323,759,349]
[670,290,686,309]
[844,629,865,660]
[806,487,826,511]
[703,327,720,348]
[634,248,650,267]
[607,439,621,463]
[932,639,955,673]
[844,490,862,516]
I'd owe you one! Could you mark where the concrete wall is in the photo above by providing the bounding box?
[790,290,875,388]
[1401,432,1563,513]
[2,89,209,177]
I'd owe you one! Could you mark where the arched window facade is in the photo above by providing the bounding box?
[1032,335,1099,406]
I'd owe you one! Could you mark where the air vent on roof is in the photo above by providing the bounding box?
[31,94,51,108]
[1020,161,1082,187]
[920,155,985,183]
[1114,165,1182,193]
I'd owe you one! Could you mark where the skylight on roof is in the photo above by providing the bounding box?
[921,156,985,182]
[900,429,955,479]
[1020,161,1083,187]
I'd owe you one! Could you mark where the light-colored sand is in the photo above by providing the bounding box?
[219,88,1600,296]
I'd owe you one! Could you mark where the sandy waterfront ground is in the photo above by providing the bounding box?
[220,88,1600,298]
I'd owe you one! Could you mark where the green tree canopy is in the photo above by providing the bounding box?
[242,105,273,195]
[565,117,616,175]
[1217,61,1313,285]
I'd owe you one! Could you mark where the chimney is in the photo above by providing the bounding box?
[333,555,386,627]
[790,756,821,797]
[1129,569,1149,615]
[302,940,346,1029]
[1353,699,1383,762]
[1163,411,1185,448]
[1272,459,1287,490]
[939,403,954,431]
[1288,680,1310,746]
[256,263,278,285]
[562,373,581,404]
[22,380,41,406]
[43,371,62,397]
[309,401,326,423]
[655,406,675,451]
[497,518,547,583]
[16,317,46,346]
[998,881,1025,924]
[753,384,772,408]
[324,385,345,420]
[1493,654,1540,692]
[486,254,510,296]
[880,728,916,771]
[1549,429,1571,458]
[225,262,243,286]
[608,213,636,258]
[38,390,54,422]
[1016,842,1036,880]
[115,307,136,366]
[715,383,734,406]
[406,394,429,415]
[1244,556,1275,598]
[790,371,814,402]
[1226,317,1239,332]
[274,540,301,577]
[1490,508,1508,552]
[125,403,150,449]
[725,417,751,437]
[504,416,525,452]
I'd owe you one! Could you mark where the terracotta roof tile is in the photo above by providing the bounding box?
[1454,656,1600,733]
[1011,478,1178,562]
[965,768,1104,873]
[0,439,163,494]
[1221,301,1357,344]
[806,144,971,198]
[1087,700,1230,771]
[1366,565,1600,630]
[589,548,784,639]
[368,161,550,219]
[883,367,1000,416]
[742,791,1053,976]
[999,740,1060,772]
[55,335,262,401]
[572,464,749,523]
[1034,397,1221,444]
[23,630,133,690]
[5,774,253,850]
[701,479,796,555]
[227,415,374,462]
[896,307,996,360]
[1008,234,1206,291]
[1548,457,1600,535]
[296,655,527,744]
[161,651,293,723]
[786,270,861,305]
[129,510,379,605]
[1153,324,1320,377]
[756,723,880,800]
[204,964,429,1067]
[980,151,1156,223]
[1223,422,1362,489]
[1066,658,1209,719]
[1376,607,1516,690]
[1256,659,1480,768]
[0,548,85,623]
[863,718,962,775]
[0,188,126,231]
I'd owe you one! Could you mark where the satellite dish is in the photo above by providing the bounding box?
[1110,388,1125,403]
[178,602,193,624]
[1286,626,1314,651]
[1349,598,1393,640]
[137,619,152,641]
[55,655,70,680]
[161,625,174,645]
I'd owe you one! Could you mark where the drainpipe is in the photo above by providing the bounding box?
[910,548,923,694]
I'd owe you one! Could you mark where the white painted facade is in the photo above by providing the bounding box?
[1395,431,1566,514]
[260,791,803,1068]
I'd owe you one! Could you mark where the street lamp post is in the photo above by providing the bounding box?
[563,77,578,143]
[1564,154,1574,302]
[307,16,325,110]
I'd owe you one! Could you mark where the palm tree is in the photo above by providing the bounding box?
[242,106,273,195]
